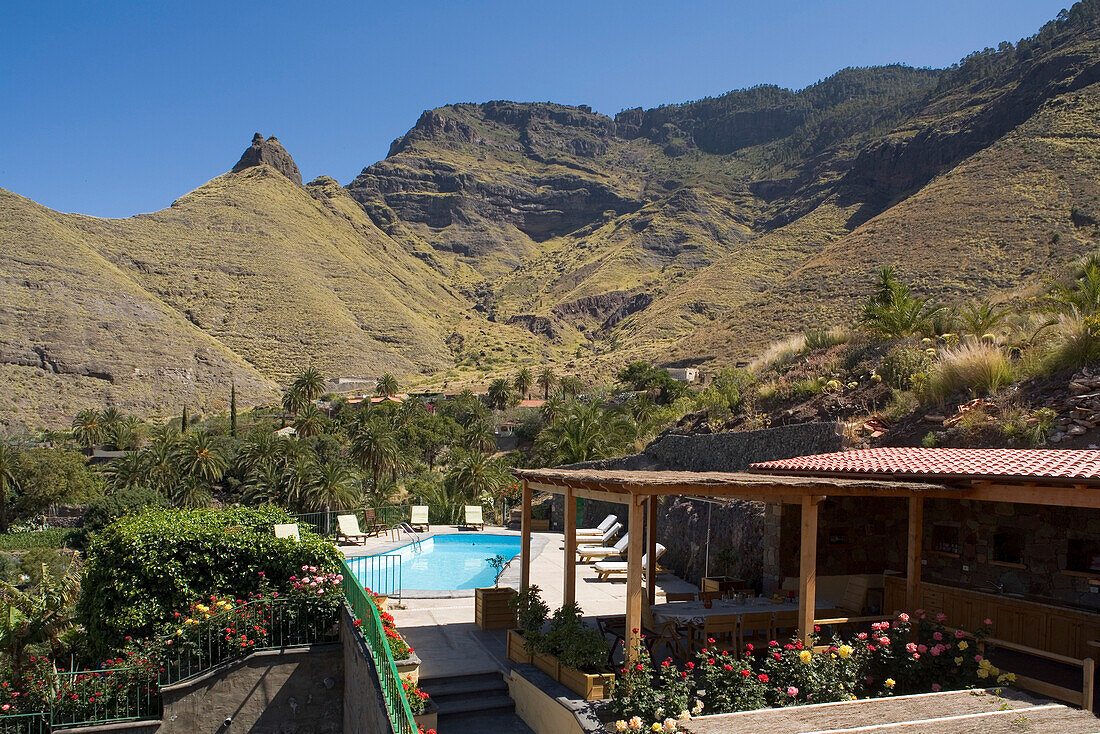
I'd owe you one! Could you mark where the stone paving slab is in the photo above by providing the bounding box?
[683,688,1099,734]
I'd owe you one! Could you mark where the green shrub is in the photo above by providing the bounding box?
[922,341,1014,405]
[1044,313,1100,372]
[78,506,340,653]
[80,485,168,541]
[878,345,932,390]
[0,528,79,551]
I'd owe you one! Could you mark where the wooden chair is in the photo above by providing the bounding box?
[274,523,300,541]
[837,576,870,617]
[702,613,739,654]
[362,508,387,537]
[644,603,691,661]
[699,590,724,603]
[738,611,774,654]
[336,514,370,545]
[772,610,800,640]
[664,592,697,602]
[410,505,429,532]
[597,615,661,666]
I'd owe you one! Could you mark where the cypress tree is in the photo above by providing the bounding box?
[230,384,237,437]
[181,405,188,433]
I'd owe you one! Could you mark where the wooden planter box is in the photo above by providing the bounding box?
[530,518,550,531]
[507,629,532,664]
[558,664,614,701]
[395,651,421,685]
[413,699,437,732]
[374,595,389,611]
[533,652,560,679]
[702,576,746,595]
[475,587,517,630]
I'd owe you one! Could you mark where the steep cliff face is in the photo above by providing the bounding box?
[231,133,303,184]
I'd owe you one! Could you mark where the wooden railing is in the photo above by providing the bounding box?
[981,636,1095,713]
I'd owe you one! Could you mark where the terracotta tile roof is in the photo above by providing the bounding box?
[750,448,1100,483]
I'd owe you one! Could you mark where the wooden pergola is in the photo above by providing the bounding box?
[510,468,962,661]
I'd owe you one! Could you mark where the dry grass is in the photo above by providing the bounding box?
[922,341,1015,406]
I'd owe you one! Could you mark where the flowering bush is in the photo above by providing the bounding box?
[402,678,431,715]
[608,612,1014,727]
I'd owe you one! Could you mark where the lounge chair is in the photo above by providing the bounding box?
[594,544,666,581]
[274,523,300,541]
[410,505,429,532]
[576,532,629,563]
[337,514,370,545]
[575,521,621,549]
[463,505,485,530]
[575,514,618,539]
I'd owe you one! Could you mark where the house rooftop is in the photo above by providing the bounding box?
[750,447,1100,485]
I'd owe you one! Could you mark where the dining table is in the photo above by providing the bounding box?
[651,596,837,626]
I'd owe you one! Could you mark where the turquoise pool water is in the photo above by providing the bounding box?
[348,534,522,593]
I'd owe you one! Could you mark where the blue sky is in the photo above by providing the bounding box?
[0,0,1071,217]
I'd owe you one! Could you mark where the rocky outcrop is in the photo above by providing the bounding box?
[232,133,302,184]
[506,314,558,340]
[551,291,653,331]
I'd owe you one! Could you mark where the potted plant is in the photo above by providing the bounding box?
[382,610,421,684]
[475,554,518,630]
[403,679,437,731]
[546,604,613,700]
[530,503,550,532]
[507,584,548,665]
[702,548,745,596]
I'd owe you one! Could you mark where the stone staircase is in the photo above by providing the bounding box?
[419,671,533,734]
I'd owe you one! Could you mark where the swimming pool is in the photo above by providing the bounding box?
[348,534,522,594]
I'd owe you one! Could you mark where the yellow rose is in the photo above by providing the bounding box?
[954,657,963,665]
[615,722,628,732]
[799,650,812,664]
[884,678,895,688]
[838,645,853,659]
[957,640,968,650]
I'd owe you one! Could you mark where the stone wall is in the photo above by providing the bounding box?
[549,424,843,591]
[158,645,342,733]
[341,607,395,734]
[773,497,1100,612]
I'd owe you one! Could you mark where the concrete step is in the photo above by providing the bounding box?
[419,671,508,702]
[437,710,535,734]
[433,693,515,717]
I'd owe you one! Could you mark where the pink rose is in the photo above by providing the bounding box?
[931,683,941,692]
[983,618,992,626]
[935,613,947,622]
[897,613,910,622]
[787,687,798,696]
[933,632,943,641]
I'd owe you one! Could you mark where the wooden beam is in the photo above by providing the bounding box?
[798,495,819,647]
[906,496,923,612]
[646,495,658,607]
[625,494,645,664]
[563,485,577,607]
[524,481,627,504]
[520,479,532,592]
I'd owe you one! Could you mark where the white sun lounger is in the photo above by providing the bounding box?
[576,532,630,562]
[577,521,622,548]
[337,514,370,545]
[575,514,618,539]
[594,544,666,581]
[410,505,429,532]
[464,505,485,530]
[274,523,300,541]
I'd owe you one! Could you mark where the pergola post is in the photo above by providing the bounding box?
[563,485,577,607]
[625,494,645,663]
[798,495,820,647]
[906,496,924,612]
[520,479,532,592]
[646,495,658,606]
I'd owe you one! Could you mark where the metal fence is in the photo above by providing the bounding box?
[49,668,161,728]
[292,506,409,537]
[344,554,403,601]
[340,558,417,734]
[0,714,47,734]
[159,597,341,686]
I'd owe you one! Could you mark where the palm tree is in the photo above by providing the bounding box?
[306,463,361,514]
[173,432,228,485]
[959,301,1012,337]
[0,557,82,680]
[559,375,584,397]
[1046,256,1100,316]
[71,409,104,453]
[293,404,326,437]
[535,400,634,465]
[0,445,17,533]
[486,378,512,411]
[292,367,326,401]
[514,368,533,400]
[460,421,496,454]
[445,451,511,507]
[859,268,943,338]
[281,387,308,417]
[376,373,400,398]
[350,417,400,493]
[105,450,148,492]
[537,368,556,400]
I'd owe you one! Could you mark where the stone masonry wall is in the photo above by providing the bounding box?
[342,607,395,734]
[158,645,342,734]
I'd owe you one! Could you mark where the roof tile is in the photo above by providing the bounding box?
[750,447,1100,482]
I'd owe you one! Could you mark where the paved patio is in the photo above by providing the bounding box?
[342,526,698,678]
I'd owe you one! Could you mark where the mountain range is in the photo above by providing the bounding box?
[5,2,1100,428]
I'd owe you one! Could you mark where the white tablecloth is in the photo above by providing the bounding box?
[652,597,836,626]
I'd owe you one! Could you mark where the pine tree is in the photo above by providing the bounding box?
[230,384,238,437]
[181,405,189,433]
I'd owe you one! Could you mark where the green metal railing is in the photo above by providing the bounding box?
[0,713,47,734]
[345,554,402,600]
[159,597,340,685]
[49,668,161,728]
[340,558,417,734]
[292,506,409,537]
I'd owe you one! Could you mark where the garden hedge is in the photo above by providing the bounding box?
[78,506,340,652]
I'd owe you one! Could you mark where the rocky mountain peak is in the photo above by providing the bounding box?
[231,132,302,184]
